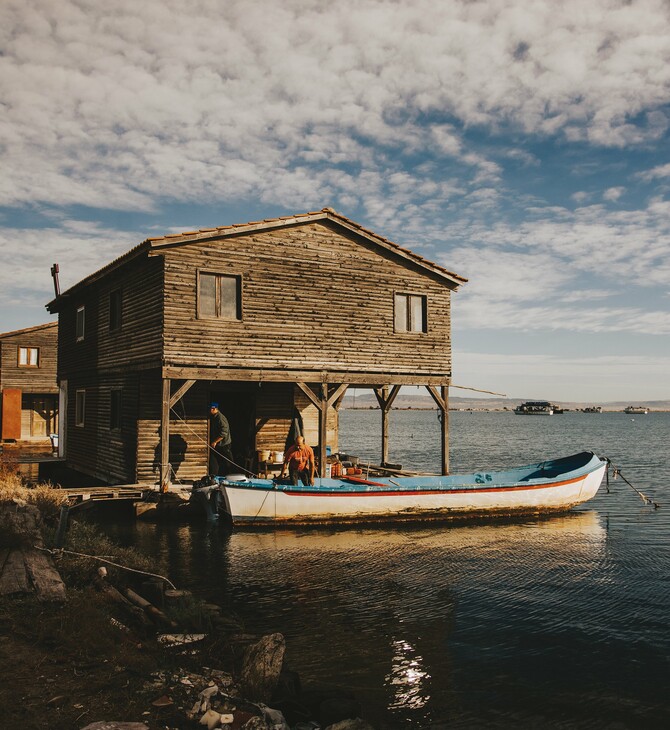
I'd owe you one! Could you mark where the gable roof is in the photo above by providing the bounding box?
[0,321,58,340]
[47,208,466,310]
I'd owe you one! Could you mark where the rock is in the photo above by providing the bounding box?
[81,723,149,730]
[200,709,222,729]
[240,633,286,702]
[325,720,375,730]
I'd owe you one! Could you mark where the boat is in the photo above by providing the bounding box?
[514,400,555,415]
[193,451,607,525]
[623,406,648,414]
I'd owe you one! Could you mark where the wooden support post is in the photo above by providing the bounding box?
[425,385,450,475]
[441,385,449,475]
[318,383,328,478]
[373,385,401,466]
[296,382,349,478]
[160,378,171,492]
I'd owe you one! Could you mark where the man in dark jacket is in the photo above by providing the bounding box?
[209,402,233,475]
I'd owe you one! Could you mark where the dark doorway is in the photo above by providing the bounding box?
[210,388,256,473]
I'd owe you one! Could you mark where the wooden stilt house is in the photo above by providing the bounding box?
[46,209,466,486]
[0,322,58,443]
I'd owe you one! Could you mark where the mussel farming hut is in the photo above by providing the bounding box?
[46,209,466,487]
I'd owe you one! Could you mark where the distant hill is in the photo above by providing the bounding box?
[341,393,670,412]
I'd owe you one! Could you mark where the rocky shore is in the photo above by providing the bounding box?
[0,473,375,730]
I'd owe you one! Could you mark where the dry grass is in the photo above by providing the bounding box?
[0,457,68,518]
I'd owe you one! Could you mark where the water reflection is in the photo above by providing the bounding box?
[103,510,611,727]
[386,638,430,711]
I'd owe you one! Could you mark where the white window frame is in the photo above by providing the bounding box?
[18,346,40,367]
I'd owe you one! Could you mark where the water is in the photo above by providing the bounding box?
[103,411,670,729]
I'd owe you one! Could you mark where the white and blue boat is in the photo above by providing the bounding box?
[196,451,607,525]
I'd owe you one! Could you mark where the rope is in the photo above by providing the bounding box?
[450,384,507,397]
[168,405,256,477]
[607,459,660,509]
[34,545,178,589]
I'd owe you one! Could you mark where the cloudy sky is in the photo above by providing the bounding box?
[1,0,669,402]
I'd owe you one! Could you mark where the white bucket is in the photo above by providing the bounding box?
[257,450,270,462]
[271,451,284,464]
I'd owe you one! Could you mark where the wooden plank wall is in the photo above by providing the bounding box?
[0,324,58,393]
[136,372,208,484]
[160,221,452,378]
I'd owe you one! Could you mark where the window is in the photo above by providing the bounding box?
[394,293,427,333]
[76,306,85,341]
[198,272,241,319]
[109,289,122,331]
[110,390,122,430]
[18,346,39,367]
[75,389,86,427]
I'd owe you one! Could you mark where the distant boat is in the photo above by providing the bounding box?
[514,401,555,415]
[623,406,649,414]
[196,451,607,525]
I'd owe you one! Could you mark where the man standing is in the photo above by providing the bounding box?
[280,435,315,486]
[209,402,233,476]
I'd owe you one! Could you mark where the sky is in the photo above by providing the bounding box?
[1,0,669,403]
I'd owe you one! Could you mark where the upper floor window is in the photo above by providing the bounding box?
[76,306,85,341]
[75,389,86,427]
[109,289,122,331]
[198,272,242,320]
[18,346,39,367]
[394,293,427,333]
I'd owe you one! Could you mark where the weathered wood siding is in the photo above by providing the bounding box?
[0,324,58,393]
[55,255,164,480]
[159,221,452,377]
[57,255,164,378]
[136,372,208,484]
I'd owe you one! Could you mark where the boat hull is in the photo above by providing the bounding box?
[215,452,607,525]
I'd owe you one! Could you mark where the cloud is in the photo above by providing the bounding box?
[603,186,625,201]
[637,162,670,181]
[1,0,670,213]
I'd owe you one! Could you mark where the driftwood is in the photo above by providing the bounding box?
[0,547,66,602]
[93,573,152,629]
[125,587,178,630]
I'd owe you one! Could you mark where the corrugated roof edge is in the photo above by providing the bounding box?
[46,208,466,310]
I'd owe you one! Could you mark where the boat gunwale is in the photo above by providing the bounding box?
[215,452,606,497]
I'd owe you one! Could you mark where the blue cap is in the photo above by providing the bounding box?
[209,402,219,409]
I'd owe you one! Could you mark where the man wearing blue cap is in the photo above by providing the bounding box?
[209,402,232,475]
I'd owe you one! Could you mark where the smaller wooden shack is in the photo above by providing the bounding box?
[47,209,466,486]
[0,322,59,442]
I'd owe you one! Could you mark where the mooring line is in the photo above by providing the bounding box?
[606,459,660,509]
[34,545,177,588]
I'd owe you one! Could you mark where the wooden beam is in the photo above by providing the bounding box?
[373,385,402,466]
[160,378,171,492]
[164,365,451,386]
[441,385,449,475]
[296,382,321,409]
[318,384,328,479]
[169,379,196,408]
[327,383,349,408]
[425,385,450,475]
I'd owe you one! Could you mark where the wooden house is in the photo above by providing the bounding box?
[46,209,466,486]
[0,322,59,442]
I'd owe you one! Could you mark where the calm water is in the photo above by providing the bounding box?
[104,411,670,729]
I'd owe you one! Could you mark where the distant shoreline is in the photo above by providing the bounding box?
[343,406,670,412]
